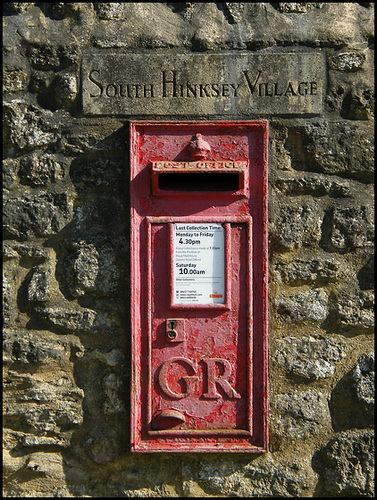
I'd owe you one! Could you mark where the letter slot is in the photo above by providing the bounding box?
[157,171,241,192]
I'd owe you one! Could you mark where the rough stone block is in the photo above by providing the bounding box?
[3,68,28,93]
[58,116,126,155]
[64,242,100,296]
[19,153,65,186]
[182,456,316,496]
[85,348,124,367]
[3,158,19,190]
[269,124,292,171]
[224,3,245,23]
[28,44,80,70]
[330,352,374,431]
[91,3,182,49]
[275,173,351,197]
[329,51,366,71]
[86,436,120,465]
[276,288,328,323]
[273,390,331,439]
[3,328,84,365]
[8,242,49,263]
[357,255,375,290]
[325,85,346,112]
[28,69,55,94]
[3,101,59,152]
[57,238,121,298]
[108,457,180,494]
[70,158,123,191]
[71,196,125,230]
[3,276,12,326]
[278,3,323,13]
[4,371,84,429]
[94,3,128,20]
[327,205,374,251]
[313,429,375,496]
[52,73,78,108]
[3,3,34,14]
[333,289,374,332]
[3,443,28,476]
[341,86,374,120]
[353,353,375,410]
[271,204,323,250]
[36,306,98,334]
[272,253,343,285]
[275,335,348,380]
[3,451,70,497]
[289,121,374,181]
[27,267,51,303]
[3,354,84,452]
[3,192,73,239]
[103,373,125,414]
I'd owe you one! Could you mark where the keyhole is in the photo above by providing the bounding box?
[166,319,184,343]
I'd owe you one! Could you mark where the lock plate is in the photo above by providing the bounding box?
[166,319,185,342]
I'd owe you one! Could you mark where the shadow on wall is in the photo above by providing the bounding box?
[312,352,375,497]
[329,353,375,432]
[53,125,133,494]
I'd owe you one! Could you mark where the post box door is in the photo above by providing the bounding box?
[130,121,268,453]
[150,219,250,430]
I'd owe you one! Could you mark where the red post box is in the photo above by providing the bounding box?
[130,121,268,452]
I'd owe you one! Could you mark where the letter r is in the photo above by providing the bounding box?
[201,358,241,399]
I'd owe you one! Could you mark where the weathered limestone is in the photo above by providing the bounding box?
[82,52,325,116]
[270,203,324,250]
[329,352,375,431]
[3,2,374,497]
[273,389,332,439]
[3,192,74,239]
[275,287,329,323]
[275,335,348,380]
[313,429,375,496]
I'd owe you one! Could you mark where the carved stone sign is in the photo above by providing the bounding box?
[82,52,324,116]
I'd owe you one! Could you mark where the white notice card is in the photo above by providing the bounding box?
[174,223,225,304]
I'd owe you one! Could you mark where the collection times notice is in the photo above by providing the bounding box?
[173,223,225,305]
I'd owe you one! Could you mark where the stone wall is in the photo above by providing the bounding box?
[3,2,374,497]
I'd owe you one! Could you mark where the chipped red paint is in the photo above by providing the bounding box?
[130,121,268,453]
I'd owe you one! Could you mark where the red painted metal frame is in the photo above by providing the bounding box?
[130,121,268,453]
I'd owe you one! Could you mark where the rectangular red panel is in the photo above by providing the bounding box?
[130,121,268,452]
